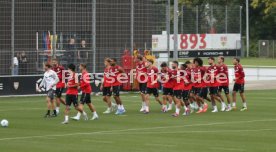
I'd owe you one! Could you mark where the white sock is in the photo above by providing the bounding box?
[107,107,111,111]
[213,106,218,111]
[118,105,122,110]
[112,102,117,106]
[162,105,166,109]
[143,102,147,109]
[243,102,247,108]
[145,106,149,112]
[56,107,60,112]
[121,104,125,110]
[183,106,187,111]
[82,111,87,116]
[76,112,81,118]
[65,115,69,121]
[232,102,236,107]
[175,107,180,114]
[228,104,231,108]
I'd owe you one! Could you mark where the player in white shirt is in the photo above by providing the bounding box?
[39,63,59,118]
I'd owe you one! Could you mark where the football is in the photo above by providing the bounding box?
[1,119,9,127]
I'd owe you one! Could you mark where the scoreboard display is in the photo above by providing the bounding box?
[152,33,241,57]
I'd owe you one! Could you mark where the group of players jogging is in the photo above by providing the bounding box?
[39,59,99,124]
[133,55,247,117]
[39,55,247,124]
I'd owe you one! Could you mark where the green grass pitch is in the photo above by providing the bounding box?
[0,90,276,152]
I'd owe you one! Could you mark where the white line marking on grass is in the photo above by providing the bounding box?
[118,115,128,117]
[80,139,114,144]
[210,147,245,152]
[0,119,275,141]
[248,97,276,102]
[145,143,176,147]
[0,108,45,112]
[98,128,276,135]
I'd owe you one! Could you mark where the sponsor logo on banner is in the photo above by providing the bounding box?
[13,82,19,90]
[221,36,227,46]
[152,37,158,49]
[152,34,241,51]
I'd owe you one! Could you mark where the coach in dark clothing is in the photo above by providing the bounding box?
[67,38,76,65]
[78,40,89,64]
[19,51,28,75]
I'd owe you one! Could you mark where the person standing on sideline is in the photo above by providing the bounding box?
[12,54,19,75]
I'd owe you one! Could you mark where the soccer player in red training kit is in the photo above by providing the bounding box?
[180,63,192,116]
[52,59,66,114]
[62,64,88,124]
[144,59,162,114]
[232,58,247,111]
[186,60,198,113]
[171,61,185,117]
[71,63,99,121]
[135,55,148,112]
[160,62,174,112]
[192,58,208,114]
[207,57,226,113]
[217,56,232,111]
[109,58,126,115]
[101,58,116,114]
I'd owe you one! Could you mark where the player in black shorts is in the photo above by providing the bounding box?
[101,58,114,114]
[71,64,99,121]
[135,55,148,112]
[52,59,66,114]
[110,58,126,115]
[102,86,112,96]
[146,87,159,98]
[62,64,88,124]
[144,59,162,113]
[139,83,147,94]
[160,62,174,112]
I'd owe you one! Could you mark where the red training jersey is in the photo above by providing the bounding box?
[183,68,192,90]
[206,65,220,87]
[192,66,206,88]
[171,68,185,91]
[66,72,78,95]
[80,71,92,94]
[103,66,112,87]
[217,64,229,86]
[136,61,147,83]
[53,65,65,88]
[160,67,173,88]
[234,64,245,84]
[109,65,123,86]
[146,66,159,88]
